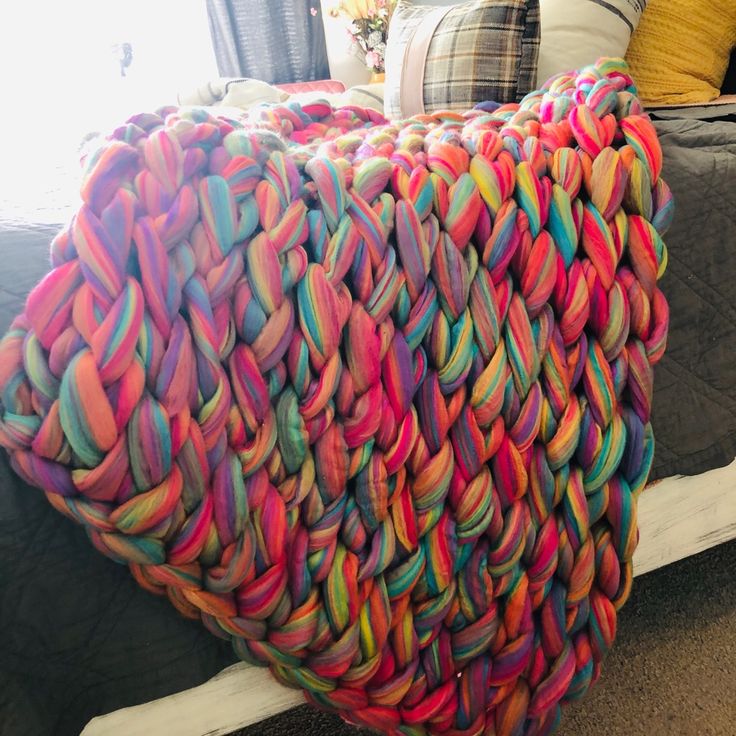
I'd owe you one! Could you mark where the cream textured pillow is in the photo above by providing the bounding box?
[537,0,646,84]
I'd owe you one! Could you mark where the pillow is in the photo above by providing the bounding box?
[288,83,387,114]
[177,78,286,107]
[536,0,646,84]
[394,0,644,87]
[335,83,386,113]
[383,0,540,120]
[625,0,736,106]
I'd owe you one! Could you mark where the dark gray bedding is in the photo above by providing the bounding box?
[648,110,736,479]
[0,109,734,736]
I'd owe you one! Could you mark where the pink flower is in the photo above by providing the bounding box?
[310,6,318,15]
[365,50,380,68]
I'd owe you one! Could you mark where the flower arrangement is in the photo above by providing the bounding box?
[326,0,396,74]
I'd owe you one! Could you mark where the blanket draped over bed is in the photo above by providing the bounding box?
[0,59,669,736]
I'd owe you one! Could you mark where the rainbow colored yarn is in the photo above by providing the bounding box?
[0,58,670,735]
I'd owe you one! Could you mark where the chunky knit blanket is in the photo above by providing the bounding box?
[0,59,670,735]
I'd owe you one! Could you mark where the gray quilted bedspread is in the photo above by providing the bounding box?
[648,109,736,479]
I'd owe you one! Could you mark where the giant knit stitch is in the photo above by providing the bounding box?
[0,59,670,735]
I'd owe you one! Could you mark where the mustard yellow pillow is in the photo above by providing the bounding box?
[625,0,736,106]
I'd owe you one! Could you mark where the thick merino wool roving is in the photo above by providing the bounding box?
[0,58,670,735]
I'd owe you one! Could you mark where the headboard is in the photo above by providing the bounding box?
[723,51,736,95]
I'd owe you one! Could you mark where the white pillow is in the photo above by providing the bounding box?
[537,0,645,84]
[409,0,646,86]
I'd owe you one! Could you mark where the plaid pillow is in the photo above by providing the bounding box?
[384,0,540,120]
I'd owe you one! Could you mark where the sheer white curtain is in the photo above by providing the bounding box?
[0,1,218,224]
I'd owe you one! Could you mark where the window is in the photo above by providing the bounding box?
[0,1,218,223]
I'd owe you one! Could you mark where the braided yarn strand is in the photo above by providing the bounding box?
[0,58,670,736]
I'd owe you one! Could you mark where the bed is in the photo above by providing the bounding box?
[1,96,735,736]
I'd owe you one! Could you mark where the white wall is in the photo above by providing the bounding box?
[319,0,372,87]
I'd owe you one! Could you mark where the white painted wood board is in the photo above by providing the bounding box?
[632,460,736,575]
[82,460,736,736]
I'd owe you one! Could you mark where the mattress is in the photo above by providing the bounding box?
[0,106,734,736]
